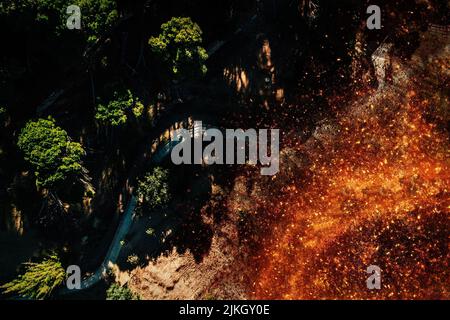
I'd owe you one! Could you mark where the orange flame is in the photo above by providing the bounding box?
[252,83,449,299]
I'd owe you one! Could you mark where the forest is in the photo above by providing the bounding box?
[0,0,448,300]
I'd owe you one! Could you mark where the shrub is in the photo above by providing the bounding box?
[106,283,139,300]
[137,167,171,211]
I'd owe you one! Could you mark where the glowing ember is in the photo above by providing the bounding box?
[252,63,449,299]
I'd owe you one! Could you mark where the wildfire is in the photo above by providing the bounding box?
[252,73,449,299]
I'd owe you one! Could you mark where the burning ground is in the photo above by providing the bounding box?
[252,28,449,299]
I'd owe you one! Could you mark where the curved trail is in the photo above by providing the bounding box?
[80,196,137,289]
[77,127,196,290]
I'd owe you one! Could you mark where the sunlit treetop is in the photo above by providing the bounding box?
[149,17,208,78]
[17,117,85,189]
[0,0,119,43]
[95,89,143,126]
[136,167,171,212]
[1,253,66,300]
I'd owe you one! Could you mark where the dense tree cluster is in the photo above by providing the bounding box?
[0,0,118,41]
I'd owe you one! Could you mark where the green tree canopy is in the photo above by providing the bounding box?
[137,167,171,211]
[75,0,119,43]
[149,17,208,78]
[17,117,85,189]
[95,89,140,126]
[106,283,139,300]
[1,253,66,300]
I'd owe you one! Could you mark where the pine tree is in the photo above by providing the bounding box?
[1,253,66,299]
